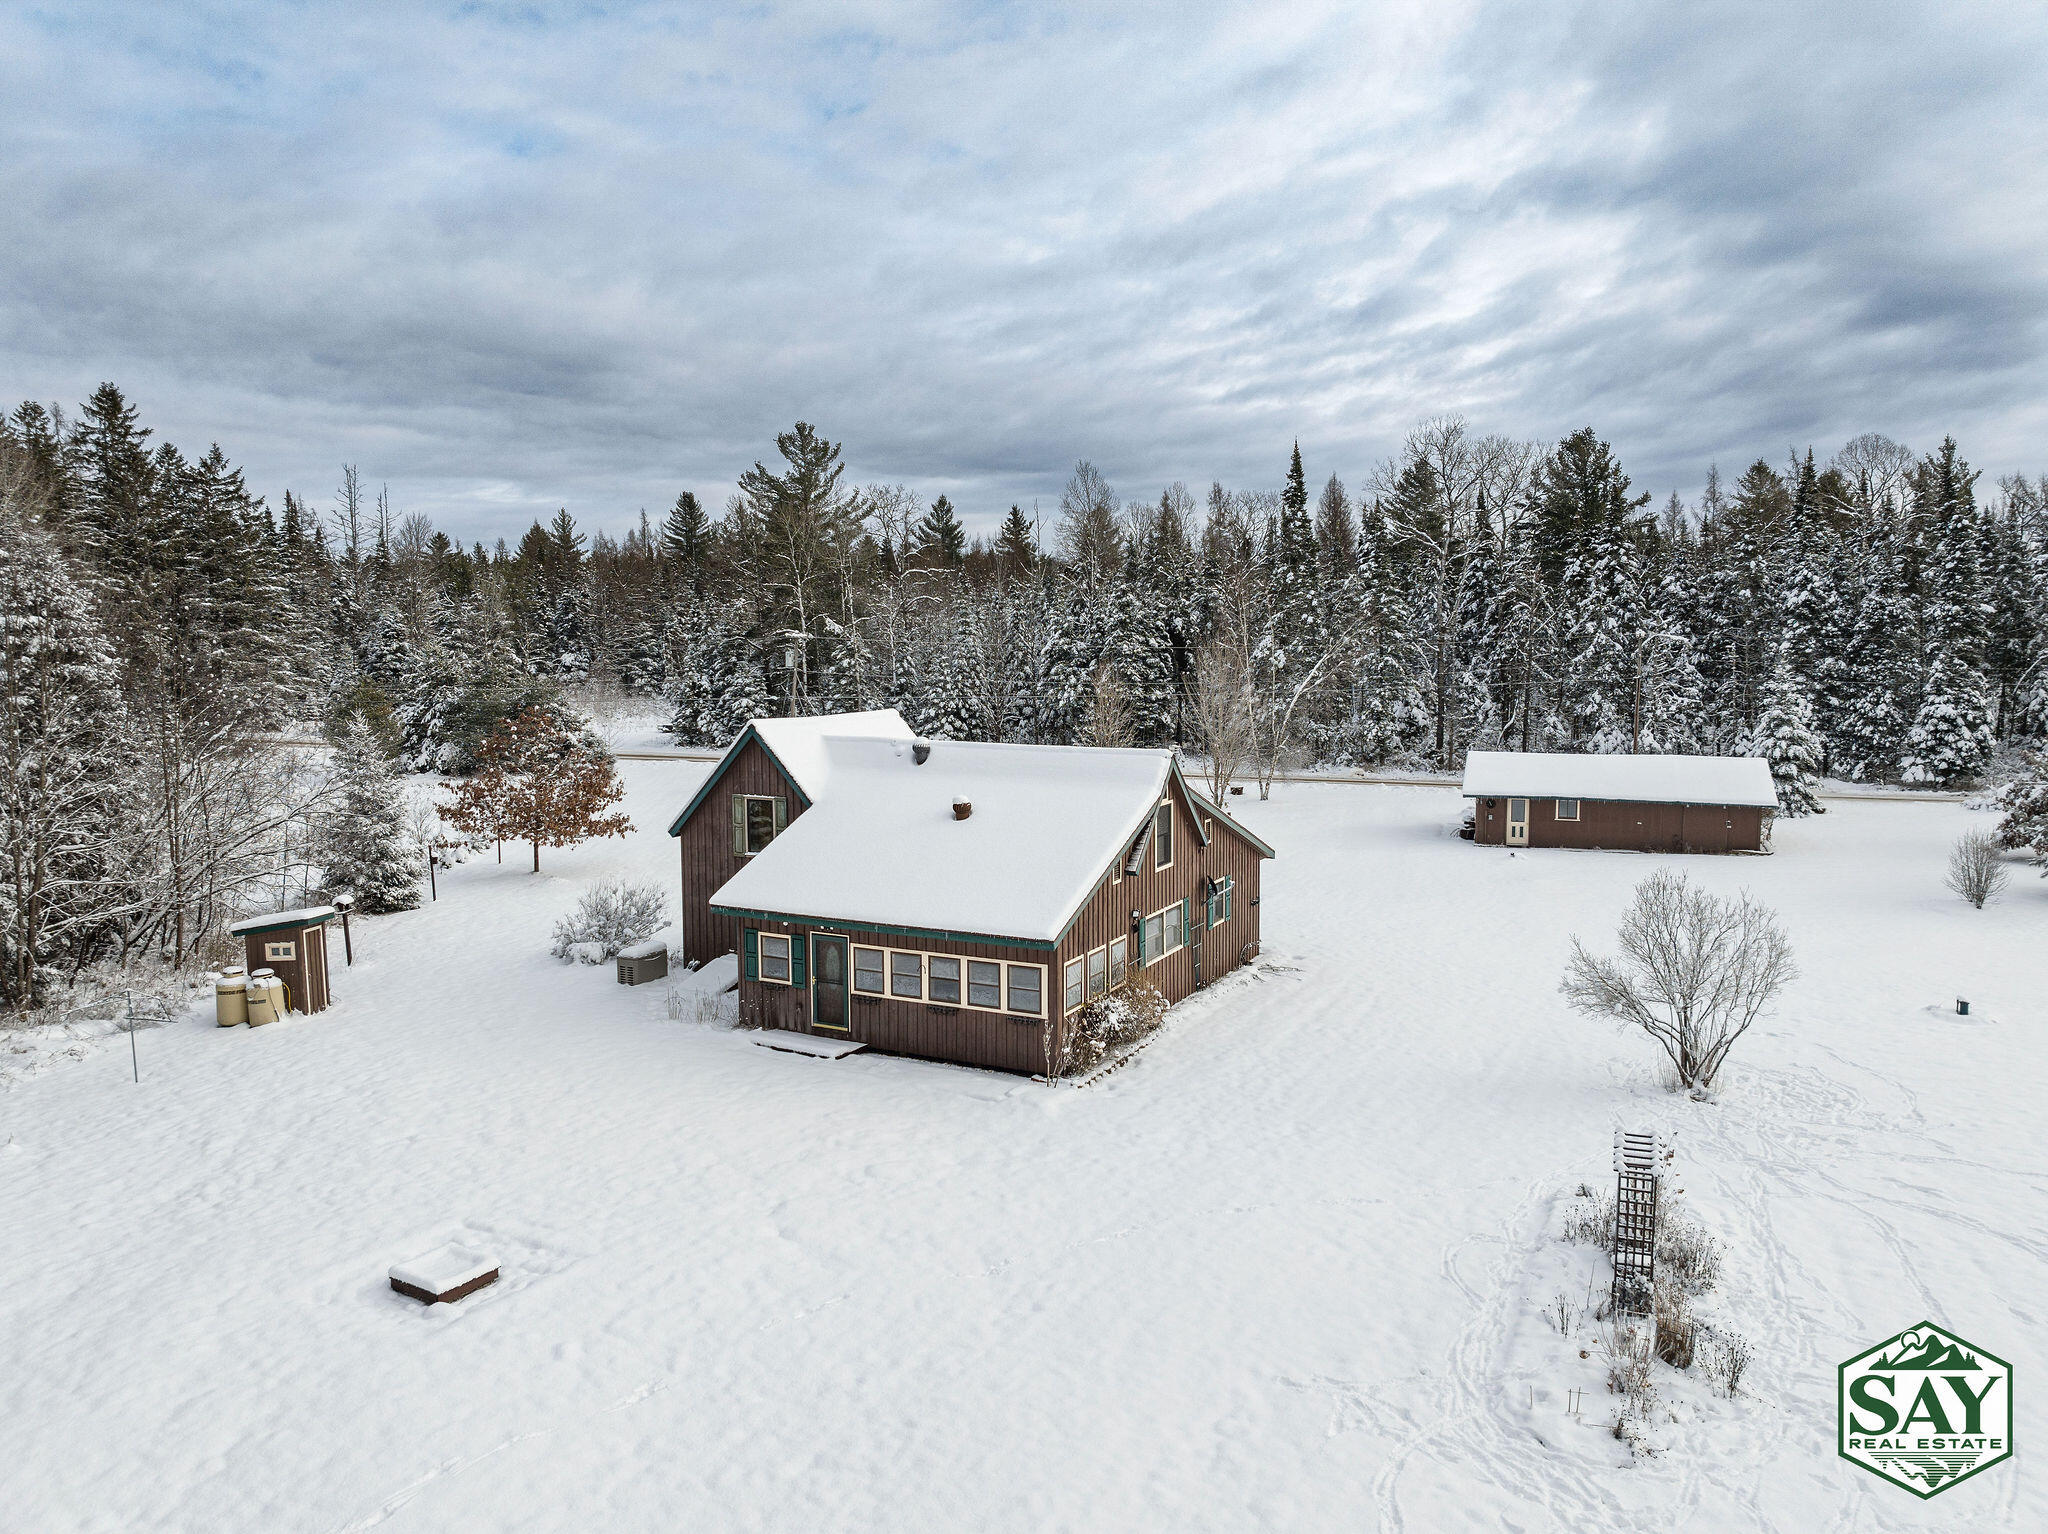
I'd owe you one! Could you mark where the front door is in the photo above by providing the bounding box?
[811,935,848,1033]
[1507,798,1530,846]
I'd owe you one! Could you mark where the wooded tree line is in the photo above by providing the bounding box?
[6,386,2045,999]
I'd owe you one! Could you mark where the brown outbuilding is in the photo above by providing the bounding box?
[1461,751,1778,854]
[226,906,338,1013]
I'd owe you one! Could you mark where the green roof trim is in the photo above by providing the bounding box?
[666,725,814,837]
[710,905,1056,951]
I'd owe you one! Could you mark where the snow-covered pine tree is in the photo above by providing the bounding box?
[1994,749,2048,866]
[318,713,423,912]
[1834,529,1917,780]
[1901,439,1995,786]
[0,490,132,1004]
[1746,649,1826,816]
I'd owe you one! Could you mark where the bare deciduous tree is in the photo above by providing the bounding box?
[1561,870,1796,1095]
[1188,639,1254,801]
[1945,829,2008,908]
[1086,659,1134,748]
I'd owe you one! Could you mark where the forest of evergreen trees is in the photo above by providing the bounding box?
[4,385,2045,1004]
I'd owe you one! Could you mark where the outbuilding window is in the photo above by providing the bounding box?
[1556,798,1580,821]
[759,933,792,983]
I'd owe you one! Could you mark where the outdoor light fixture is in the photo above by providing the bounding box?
[1129,909,1140,928]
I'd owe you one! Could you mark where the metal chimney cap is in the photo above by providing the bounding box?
[912,740,931,765]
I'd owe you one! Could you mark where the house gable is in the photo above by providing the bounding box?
[667,725,812,839]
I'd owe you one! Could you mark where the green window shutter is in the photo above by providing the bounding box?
[1180,899,1191,946]
[773,796,787,837]
[1134,919,1145,965]
[1206,884,1217,929]
[732,795,746,856]
[742,927,758,980]
[790,933,807,987]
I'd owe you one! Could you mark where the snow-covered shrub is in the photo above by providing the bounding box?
[1945,830,2008,908]
[550,878,668,963]
[1700,1328,1753,1397]
[1062,977,1168,1074]
[1653,1287,1697,1370]
[1562,1189,1615,1246]
[1561,870,1796,1095]
[1994,753,2048,867]
[1603,1319,1658,1427]
[1656,1208,1722,1298]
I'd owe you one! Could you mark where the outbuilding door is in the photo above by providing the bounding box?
[811,935,848,1033]
[1507,798,1530,846]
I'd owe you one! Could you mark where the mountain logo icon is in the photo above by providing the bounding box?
[1839,1322,2012,1498]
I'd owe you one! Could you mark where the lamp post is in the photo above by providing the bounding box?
[334,892,354,966]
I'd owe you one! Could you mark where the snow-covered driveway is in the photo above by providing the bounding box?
[3,763,2041,1532]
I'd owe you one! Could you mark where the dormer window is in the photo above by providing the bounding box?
[733,794,786,856]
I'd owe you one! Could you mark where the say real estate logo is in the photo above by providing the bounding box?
[1839,1322,2012,1498]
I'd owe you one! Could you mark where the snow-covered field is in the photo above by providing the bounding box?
[3,764,2041,1533]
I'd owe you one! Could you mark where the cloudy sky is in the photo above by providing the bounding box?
[5,1,2045,543]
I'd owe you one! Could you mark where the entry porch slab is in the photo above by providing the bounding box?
[754,1029,867,1059]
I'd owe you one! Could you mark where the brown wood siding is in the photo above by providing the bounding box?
[676,737,806,965]
[738,922,1055,1074]
[731,778,1272,1076]
[1052,778,1265,1059]
[1471,795,1764,853]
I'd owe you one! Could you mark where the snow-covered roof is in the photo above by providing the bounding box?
[228,905,338,934]
[710,738,1179,942]
[751,709,915,799]
[669,710,914,835]
[1460,751,1777,809]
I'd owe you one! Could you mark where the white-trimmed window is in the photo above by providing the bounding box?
[1007,966,1042,1017]
[1064,958,1085,1012]
[732,794,786,856]
[1108,935,1128,989]
[1163,902,1183,953]
[1556,798,1580,821]
[1207,875,1234,928]
[1143,910,1164,960]
[1087,946,1108,999]
[929,955,962,1004]
[968,960,1002,1009]
[759,933,792,983]
[853,946,885,994]
[890,951,923,998]
[1154,802,1173,868]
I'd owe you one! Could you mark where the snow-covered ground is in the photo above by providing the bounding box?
[2,765,2041,1532]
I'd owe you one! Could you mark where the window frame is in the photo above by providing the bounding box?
[1555,798,1580,822]
[1143,911,1165,963]
[1087,946,1109,999]
[967,960,1002,1009]
[889,950,924,999]
[928,954,962,1005]
[852,945,886,994]
[1108,935,1128,989]
[759,932,793,984]
[1063,958,1085,1013]
[1006,964,1043,1018]
[734,793,785,857]
[1207,875,1233,928]
[1153,801,1173,869]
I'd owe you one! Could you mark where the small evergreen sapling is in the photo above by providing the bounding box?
[318,715,423,912]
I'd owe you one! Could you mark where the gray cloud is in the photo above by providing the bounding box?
[3,0,2043,543]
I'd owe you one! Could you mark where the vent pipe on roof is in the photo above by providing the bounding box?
[912,741,931,765]
[953,799,972,820]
